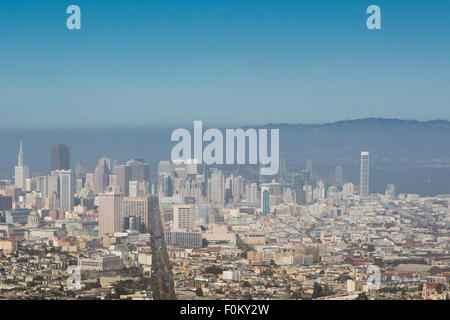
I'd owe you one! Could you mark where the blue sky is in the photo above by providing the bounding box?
[0,0,449,128]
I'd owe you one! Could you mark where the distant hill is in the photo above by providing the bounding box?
[263,118,450,167]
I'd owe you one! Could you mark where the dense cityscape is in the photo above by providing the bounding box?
[0,142,448,300]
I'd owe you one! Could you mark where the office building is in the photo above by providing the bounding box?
[75,160,90,180]
[98,191,122,236]
[246,183,257,204]
[78,254,123,271]
[0,195,12,211]
[51,144,70,171]
[165,228,202,248]
[208,169,224,205]
[173,204,195,229]
[57,170,74,212]
[126,158,150,182]
[360,152,370,196]
[121,196,150,232]
[116,164,131,196]
[261,185,270,215]
[94,160,110,194]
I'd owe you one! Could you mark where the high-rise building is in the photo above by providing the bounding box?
[231,175,244,203]
[173,204,195,229]
[126,158,150,182]
[109,174,118,189]
[56,170,74,212]
[85,173,94,189]
[51,144,70,171]
[343,182,355,199]
[306,160,313,177]
[14,141,30,190]
[98,191,122,236]
[208,169,224,205]
[0,195,12,211]
[116,164,131,196]
[360,151,370,196]
[334,165,343,187]
[47,174,60,198]
[98,155,112,172]
[94,160,110,194]
[36,176,49,198]
[246,183,257,204]
[75,160,90,180]
[261,185,270,215]
[158,161,173,177]
[121,196,150,232]
[159,175,174,197]
[385,184,396,199]
[129,181,139,197]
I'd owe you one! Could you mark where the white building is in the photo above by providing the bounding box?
[78,254,123,271]
[14,141,30,190]
[173,204,195,229]
[222,270,241,282]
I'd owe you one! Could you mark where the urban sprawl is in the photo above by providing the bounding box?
[0,143,448,300]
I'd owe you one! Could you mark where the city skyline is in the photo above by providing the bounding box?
[3,117,450,196]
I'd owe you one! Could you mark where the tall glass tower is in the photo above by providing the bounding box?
[261,185,270,215]
[360,152,370,196]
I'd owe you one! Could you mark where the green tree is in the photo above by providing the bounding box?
[312,282,323,298]
[195,287,204,297]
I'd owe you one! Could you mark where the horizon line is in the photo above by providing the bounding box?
[0,117,450,131]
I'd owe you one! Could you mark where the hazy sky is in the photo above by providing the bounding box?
[0,0,449,128]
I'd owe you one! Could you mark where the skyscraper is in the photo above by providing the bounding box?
[75,160,90,180]
[98,191,122,236]
[51,144,70,171]
[14,141,30,190]
[246,183,257,204]
[334,165,344,187]
[94,160,110,194]
[306,160,313,176]
[98,155,112,171]
[126,158,150,182]
[129,181,139,197]
[208,169,224,205]
[261,185,270,215]
[360,152,370,196]
[57,170,74,212]
[116,164,131,196]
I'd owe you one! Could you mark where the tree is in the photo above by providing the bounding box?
[312,282,323,298]
[356,292,368,300]
[204,265,223,275]
[261,268,273,276]
[195,287,204,297]
[436,283,447,294]
[291,287,305,300]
